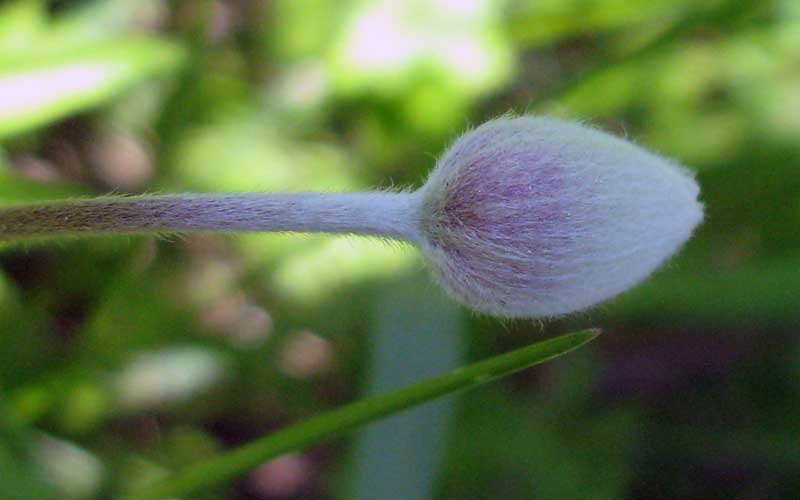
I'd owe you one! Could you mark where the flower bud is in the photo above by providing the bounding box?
[417,116,703,318]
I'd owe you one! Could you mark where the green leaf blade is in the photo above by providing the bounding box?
[128,329,600,500]
[0,38,184,140]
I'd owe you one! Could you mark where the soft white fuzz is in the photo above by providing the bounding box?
[0,192,419,242]
[0,115,703,319]
[416,116,703,318]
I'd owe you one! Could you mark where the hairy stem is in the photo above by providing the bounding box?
[0,192,422,243]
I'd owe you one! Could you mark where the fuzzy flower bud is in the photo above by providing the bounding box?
[416,116,703,318]
[0,115,702,319]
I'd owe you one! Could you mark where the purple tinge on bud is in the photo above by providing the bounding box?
[417,116,703,318]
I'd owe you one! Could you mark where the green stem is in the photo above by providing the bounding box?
[127,329,600,500]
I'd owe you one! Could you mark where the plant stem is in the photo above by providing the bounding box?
[127,329,599,500]
[0,191,421,243]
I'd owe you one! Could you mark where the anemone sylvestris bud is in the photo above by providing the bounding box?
[417,116,702,317]
[0,116,702,318]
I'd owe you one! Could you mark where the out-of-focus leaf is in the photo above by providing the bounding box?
[0,443,61,500]
[0,38,183,140]
[328,0,512,97]
[168,113,356,192]
[31,434,105,500]
[0,1,46,52]
[45,0,167,50]
[267,0,343,62]
[113,346,230,413]
[271,238,418,306]
[507,0,689,47]
[0,403,61,500]
[347,275,463,500]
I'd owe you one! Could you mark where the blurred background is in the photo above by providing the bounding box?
[1,0,799,499]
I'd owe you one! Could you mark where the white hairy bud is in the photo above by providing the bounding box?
[0,116,702,318]
[416,116,703,317]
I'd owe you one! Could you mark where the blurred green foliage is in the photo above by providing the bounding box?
[1,0,799,499]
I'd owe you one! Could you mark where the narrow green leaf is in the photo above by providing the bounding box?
[0,38,184,139]
[128,329,600,500]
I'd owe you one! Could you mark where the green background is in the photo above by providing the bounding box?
[1,0,799,499]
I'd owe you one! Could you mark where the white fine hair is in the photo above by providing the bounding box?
[416,116,703,317]
[0,115,703,319]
